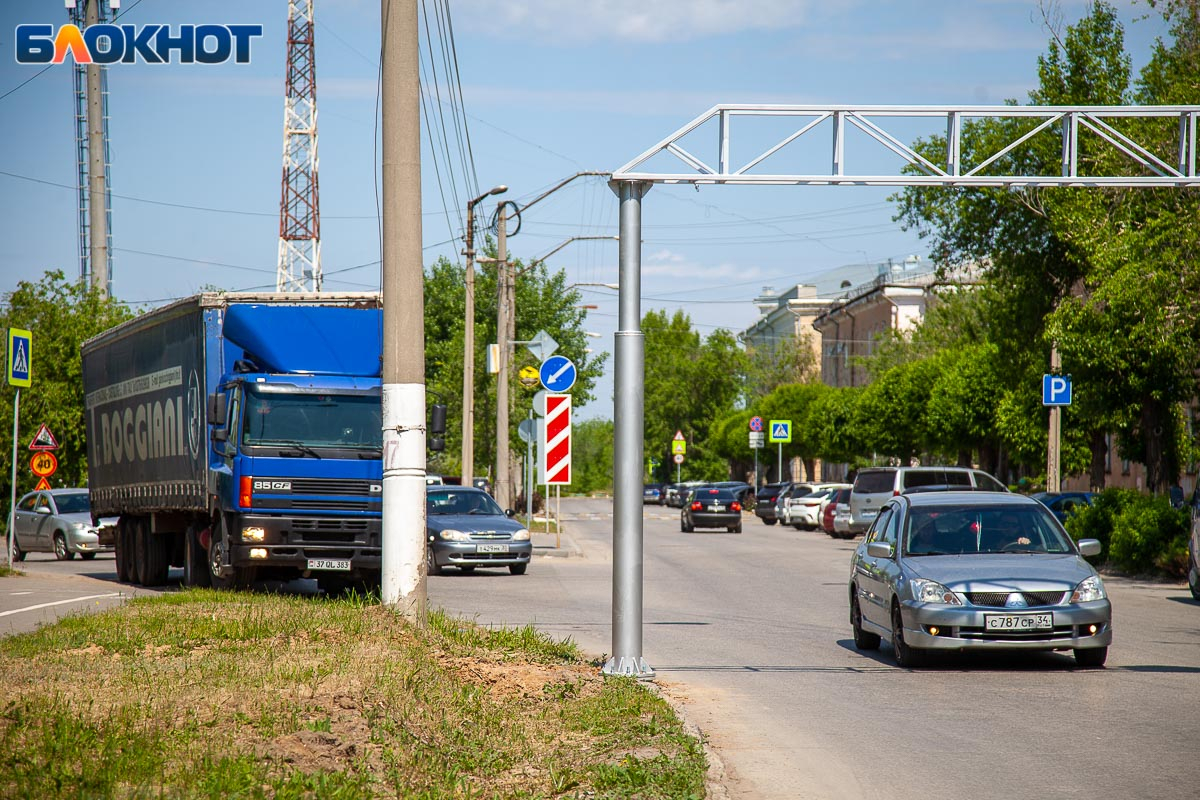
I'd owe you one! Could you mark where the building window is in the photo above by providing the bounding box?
[1105,434,1112,475]
[1121,458,1131,476]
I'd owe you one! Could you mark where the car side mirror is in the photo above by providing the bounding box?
[505,508,515,517]
[1077,539,1102,558]
[35,505,52,515]
[866,541,894,559]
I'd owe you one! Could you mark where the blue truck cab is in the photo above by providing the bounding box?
[83,293,387,592]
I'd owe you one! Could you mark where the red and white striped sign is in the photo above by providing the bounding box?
[541,393,571,485]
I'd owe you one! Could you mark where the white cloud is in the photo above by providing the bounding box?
[642,248,762,282]
[452,0,812,44]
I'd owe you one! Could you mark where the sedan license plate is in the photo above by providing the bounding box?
[307,558,351,572]
[984,613,1053,632]
[477,543,509,553]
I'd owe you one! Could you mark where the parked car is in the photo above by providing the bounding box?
[754,482,791,525]
[710,480,755,509]
[788,484,851,529]
[425,486,532,575]
[822,487,852,536]
[643,483,663,504]
[1030,491,1094,524]
[833,498,854,538]
[1189,505,1200,600]
[665,480,708,508]
[848,491,1111,668]
[849,466,1008,535]
[10,488,116,561]
[681,486,743,533]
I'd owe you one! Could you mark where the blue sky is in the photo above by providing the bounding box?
[0,0,1172,419]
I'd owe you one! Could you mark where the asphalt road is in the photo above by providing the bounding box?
[5,499,1199,799]
[430,496,1200,800]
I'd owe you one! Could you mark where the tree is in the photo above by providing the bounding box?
[572,418,614,494]
[744,332,819,401]
[642,310,748,481]
[1,271,135,498]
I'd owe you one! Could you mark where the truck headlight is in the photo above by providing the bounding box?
[242,526,266,543]
[440,529,471,542]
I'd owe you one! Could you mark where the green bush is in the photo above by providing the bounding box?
[1065,488,1190,577]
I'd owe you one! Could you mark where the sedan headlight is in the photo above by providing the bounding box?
[910,578,963,605]
[1070,575,1107,603]
[439,529,472,542]
[512,529,530,541]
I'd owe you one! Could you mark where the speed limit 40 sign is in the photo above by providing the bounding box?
[30,450,57,478]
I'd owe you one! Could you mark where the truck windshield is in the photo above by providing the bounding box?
[242,389,381,450]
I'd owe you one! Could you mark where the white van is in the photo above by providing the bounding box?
[848,466,1007,534]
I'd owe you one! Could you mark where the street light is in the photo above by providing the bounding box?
[568,282,620,291]
[462,184,507,490]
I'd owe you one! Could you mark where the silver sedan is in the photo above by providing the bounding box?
[848,491,1112,668]
[11,488,116,561]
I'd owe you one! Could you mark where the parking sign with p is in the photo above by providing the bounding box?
[1043,374,1072,406]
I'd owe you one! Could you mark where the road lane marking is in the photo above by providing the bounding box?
[0,593,122,618]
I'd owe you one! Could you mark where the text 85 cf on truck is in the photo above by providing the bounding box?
[82,292,389,593]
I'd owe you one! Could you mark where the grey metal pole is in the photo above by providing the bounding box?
[526,409,534,522]
[7,388,18,568]
[85,0,109,297]
[379,0,426,618]
[496,209,511,510]
[603,180,653,679]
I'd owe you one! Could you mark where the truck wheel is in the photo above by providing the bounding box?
[131,518,147,585]
[208,516,255,590]
[183,525,211,588]
[134,519,169,587]
[114,519,129,582]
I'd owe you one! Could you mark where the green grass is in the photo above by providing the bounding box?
[0,590,707,798]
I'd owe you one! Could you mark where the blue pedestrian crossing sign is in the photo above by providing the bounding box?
[7,328,31,388]
[1042,374,1072,407]
[768,419,792,443]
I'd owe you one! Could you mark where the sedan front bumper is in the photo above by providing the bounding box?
[900,599,1113,652]
[430,540,533,568]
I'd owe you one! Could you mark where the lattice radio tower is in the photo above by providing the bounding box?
[277,0,321,292]
[67,0,115,295]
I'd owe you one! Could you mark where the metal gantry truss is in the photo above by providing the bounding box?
[277,0,322,292]
[67,0,115,288]
[614,104,1200,187]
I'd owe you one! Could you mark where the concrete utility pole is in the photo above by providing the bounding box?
[85,0,109,297]
[462,186,506,490]
[495,207,512,509]
[379,0,426,618]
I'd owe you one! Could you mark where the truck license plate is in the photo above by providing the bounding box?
[308,558,351,572]
[984,613,1053,631]
[477,544,509,553]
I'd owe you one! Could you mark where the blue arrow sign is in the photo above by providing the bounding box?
[539,354,577,393]
[1042,374,1072,406]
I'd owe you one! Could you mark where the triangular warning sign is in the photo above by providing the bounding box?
[34,477,51,491]
[28,423,58,451]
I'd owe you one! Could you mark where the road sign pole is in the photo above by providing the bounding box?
[753,445,758,488]
[526,409,534,523]
[7,388,19,568]
[777,442,783,481]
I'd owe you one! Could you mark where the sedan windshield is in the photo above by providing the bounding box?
[427,491,504,516]
[905,504,1074,555]
[242,389,381,450]
[53,493,90,514]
